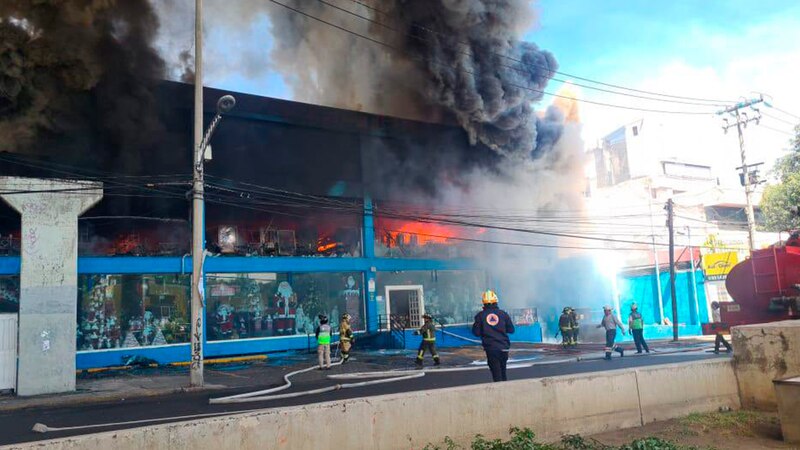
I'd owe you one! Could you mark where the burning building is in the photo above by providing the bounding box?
[0,0,571,376]
[0,81,544,369]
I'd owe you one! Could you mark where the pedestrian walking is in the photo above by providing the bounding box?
[315,314,331,370]
[627,303,649,354]
[472,290,515,382]
[414,314,440,368]
[597,305,625,360]
[711,301,732,354]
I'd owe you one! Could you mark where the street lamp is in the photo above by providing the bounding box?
[191,0,236,387]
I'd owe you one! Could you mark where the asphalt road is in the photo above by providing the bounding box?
[0,353,727,445]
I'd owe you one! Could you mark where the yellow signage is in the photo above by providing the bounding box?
[702,252,739,280]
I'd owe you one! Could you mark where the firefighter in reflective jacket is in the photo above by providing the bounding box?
[415,314,440,368]
[568,307,579,346]
[339,313,354,363]
[558,307,572,347]
[472,290,515,382]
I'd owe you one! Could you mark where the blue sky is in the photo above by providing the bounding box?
[529,0,800,93]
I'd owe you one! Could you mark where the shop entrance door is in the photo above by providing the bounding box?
[0,314,17,392]
[385,285,425,330]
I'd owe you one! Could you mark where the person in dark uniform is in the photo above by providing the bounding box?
[415,314,440,368]
[568,307,579,346]
[558,307,572,347]
[472,290,515,382]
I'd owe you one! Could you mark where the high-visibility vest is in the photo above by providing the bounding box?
[630,314,643,330]
[317,324,331,345]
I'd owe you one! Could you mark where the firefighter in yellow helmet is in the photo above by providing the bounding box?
[339,313,354,363]
[472,290,515,382]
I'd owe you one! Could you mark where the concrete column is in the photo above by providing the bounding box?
[0,177,102,396]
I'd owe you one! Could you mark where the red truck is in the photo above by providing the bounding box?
[704,232,800,333]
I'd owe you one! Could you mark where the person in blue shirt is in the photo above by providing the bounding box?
[472,290,515,382]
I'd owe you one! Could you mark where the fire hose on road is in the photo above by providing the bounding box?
[31,341,714,433]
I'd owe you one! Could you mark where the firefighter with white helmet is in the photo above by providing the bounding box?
[314,314,332,370]
[597,305,625,360]
[472,290,515,382]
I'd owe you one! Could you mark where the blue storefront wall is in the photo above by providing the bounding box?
[616,269,708,340]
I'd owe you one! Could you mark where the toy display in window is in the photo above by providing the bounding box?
[215,304,234,339]
[80,277,121,350]
[273,281,297,335]
[247,284,263,334]
[343,275,361,331]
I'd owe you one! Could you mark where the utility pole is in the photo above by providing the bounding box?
[686,226,700,325]
[666,199,678,341]
[718,97,764,252]
[647,189,664,323]
[190,0,204,387]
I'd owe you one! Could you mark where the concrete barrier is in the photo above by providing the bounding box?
[732,320,800,410]
[4,359,738,450]
[636,359,740,423]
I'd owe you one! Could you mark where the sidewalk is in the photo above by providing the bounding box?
[0,339,713,413]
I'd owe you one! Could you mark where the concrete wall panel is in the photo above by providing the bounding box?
[732,320,800,410]
[4,359,739,450]
[636,359,740,423]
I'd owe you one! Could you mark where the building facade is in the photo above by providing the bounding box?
[0,82,542,374]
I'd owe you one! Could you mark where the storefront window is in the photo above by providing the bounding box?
[77,274,191,351]
[206,272,364,341]
[0,276,19,313]
[376,270,486,325]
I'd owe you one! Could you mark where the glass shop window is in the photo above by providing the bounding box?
[77,274,191,351]
[206,272,364,341]
[0,276,20,313]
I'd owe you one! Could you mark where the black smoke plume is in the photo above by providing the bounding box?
[266,0,560,159]
[0,0,166,170]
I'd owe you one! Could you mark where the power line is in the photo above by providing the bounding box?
[341,0,734,105]
[760,124,795,137]
[267,0,716,116]
[771,106,800,121]
[763,111,798,127]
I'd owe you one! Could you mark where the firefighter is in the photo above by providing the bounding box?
[558,307,572,347]
[628,303,649,354]
[597,305,625,360]
[711,302,732,354]
[339,313,354,363]
[415,314,440,368]
[568,307,579,346]
[472,290,515,382]
[314,314,331,370]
